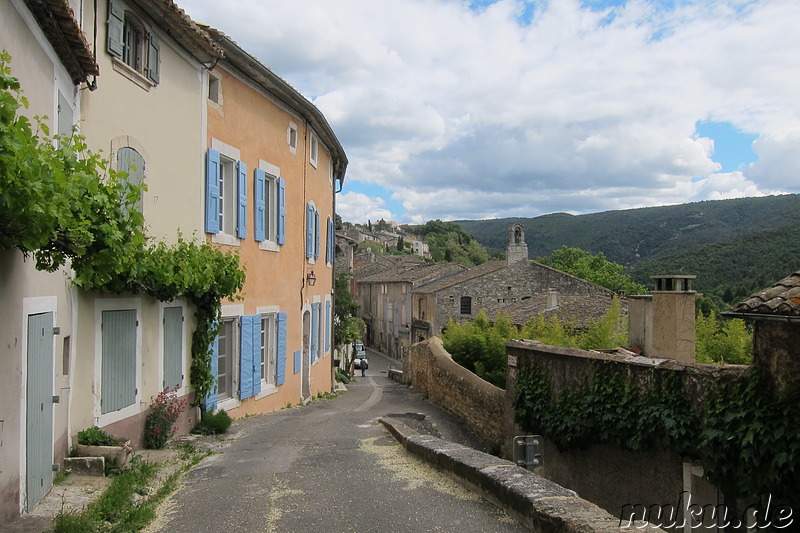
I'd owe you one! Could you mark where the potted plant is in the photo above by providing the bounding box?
[74,426,133,466]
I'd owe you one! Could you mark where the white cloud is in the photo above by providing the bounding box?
[180,0,800,221]
[336,191,395,224]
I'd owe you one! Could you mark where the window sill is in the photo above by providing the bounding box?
[255,383,278,400]
[112,57,155,91]
[212,232,241,246]
[216,396,240,412]
[258,240,280,252]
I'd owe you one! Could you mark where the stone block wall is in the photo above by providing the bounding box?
[504,340,748,529]
[406,338,505,448]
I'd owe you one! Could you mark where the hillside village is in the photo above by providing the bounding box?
[2,0,798,531]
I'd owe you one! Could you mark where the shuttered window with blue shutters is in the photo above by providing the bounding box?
[204,332,219,412]
[276,313,287,385]
[239,314,262,400]
[293,350,301,374]
[277,178,286,245]
[326,217,335,265]
[306,203,314,259]
[254,169,266,242]
[314,210,320,260]
[236,161,247,239]
[310,304,319,364]
[205,149,220,233]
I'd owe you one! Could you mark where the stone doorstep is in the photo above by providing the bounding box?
[379,416,665,533]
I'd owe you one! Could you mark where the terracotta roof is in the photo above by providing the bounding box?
[358,262,465,286]
[137,1,224,63]
[492,294,628,329]
[24,0,99,83]
[731,271,800,317]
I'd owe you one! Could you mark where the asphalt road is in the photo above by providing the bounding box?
[146,349,529,533]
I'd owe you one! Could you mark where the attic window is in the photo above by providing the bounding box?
[208,73,222,104]
[107,0,160,86]
[288,123,298,154]
[309,132,319,168]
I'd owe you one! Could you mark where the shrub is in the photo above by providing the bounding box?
[441,310,510,389]
[192,409,232,435]
[77,426,120,447]
[143,386,187,449]
[696,311,752,364]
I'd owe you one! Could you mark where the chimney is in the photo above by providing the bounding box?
[546,289,558,310]
[629,275,696,362]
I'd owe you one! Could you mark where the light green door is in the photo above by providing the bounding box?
[26,312,54,511]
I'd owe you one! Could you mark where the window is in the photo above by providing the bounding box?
[306,202,319,261]
[309,132,319,168]
[287,122,298,155]
[208,73,222,104]
[460,296,472,315]
[107,0,160,85]
[116,147,144,212]
[206,144,246,241]
[260,315,277,386]
[255,165,286,247]
[217,319,235,400]
[325,216,334,265]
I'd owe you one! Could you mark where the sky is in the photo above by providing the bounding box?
[179,0,800,224]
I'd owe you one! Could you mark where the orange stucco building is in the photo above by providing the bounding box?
[202,29,347,416]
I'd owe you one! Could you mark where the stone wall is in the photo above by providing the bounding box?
[504,340,748,529]
[432,260,608,335]
[406,338,505,448]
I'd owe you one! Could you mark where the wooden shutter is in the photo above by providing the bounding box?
[254,169,266,242]
[314,210,320,260]
[239,315,254,400]
[311,304,318,364]
[147,32,160,83]
[205,149,220,233]
[306,203,314,258]
[325,218,332,264]
[107,0,124,58]
[236,161,247,239]
[204,333,219,411]
[293,349,301,374]
[163,306,183,389]
[277,178,286,245]
[101,309,137,414]
[325,301,331,352]
[276,313,287,386]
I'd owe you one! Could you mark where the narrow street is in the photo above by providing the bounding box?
[146,349,529,533]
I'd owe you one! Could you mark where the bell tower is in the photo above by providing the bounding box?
[506,224,528,265]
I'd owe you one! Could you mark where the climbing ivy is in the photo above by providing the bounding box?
[1,53,244,409]
[514,360,799,507]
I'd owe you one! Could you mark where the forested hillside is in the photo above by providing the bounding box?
[456,194,800,268]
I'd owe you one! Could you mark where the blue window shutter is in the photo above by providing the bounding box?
[205,149,220,233]
[276,313,287,386]
[239,315,254,400]
[314,210,320,260]
[311,304,318,364]
[293,350,301,374]
[254,169,266,242]
[147,32,160,84]
[204,333,219,411]
[277,178,286,245]
[325,218,332,264]
[325,301,331,352]
[306,203,313,258]
[237,161,247,239]
[107,0,124,58]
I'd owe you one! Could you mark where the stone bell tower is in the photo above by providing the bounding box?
[506,224,528,265]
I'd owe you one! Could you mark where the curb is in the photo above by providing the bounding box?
[380,417,664,533]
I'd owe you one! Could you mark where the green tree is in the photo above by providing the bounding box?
[397,235,404,251]
[441,310,512,388]
[696,311,751,365]
[333,272,363,352]
[538,246,647,294]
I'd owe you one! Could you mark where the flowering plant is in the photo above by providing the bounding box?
[143,385,187,449]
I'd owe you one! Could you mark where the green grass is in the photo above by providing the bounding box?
[50,447,209,533]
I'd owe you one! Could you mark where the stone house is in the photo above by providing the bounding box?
[496,290,628,330]
[356,260,465,358]
[726,270,800,391]
[412,224,611,342]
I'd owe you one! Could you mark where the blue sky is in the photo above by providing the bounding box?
[180,0,799,224]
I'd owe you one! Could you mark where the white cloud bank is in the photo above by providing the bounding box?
[180,0,800,221]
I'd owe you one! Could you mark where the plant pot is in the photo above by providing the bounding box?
[74,441,134,466]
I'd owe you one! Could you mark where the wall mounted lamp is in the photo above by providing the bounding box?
[306,270,317,287]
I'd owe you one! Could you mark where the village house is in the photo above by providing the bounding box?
[201,27,346,413]
[1,0,99,521]
[411,224,611,342]
[0,0,345,524]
